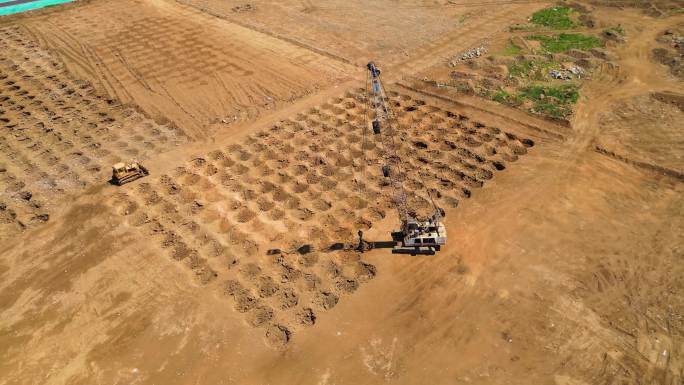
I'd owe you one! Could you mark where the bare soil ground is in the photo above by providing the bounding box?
[0,1,682,385]
[22,0,353,139]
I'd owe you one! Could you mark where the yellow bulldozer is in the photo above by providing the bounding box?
[111,161,149,186]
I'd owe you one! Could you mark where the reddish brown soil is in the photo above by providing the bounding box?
[0,2,682,385]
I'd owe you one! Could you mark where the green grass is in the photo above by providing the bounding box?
[508,60,561,80]
[500,41,523,56]
[509,61,535,77]
[489,84,580,119]
[519,84,579,104]
[492,91,522,106]
[530,7,578,29]
[527,33,603,53]
[518,84,579,118]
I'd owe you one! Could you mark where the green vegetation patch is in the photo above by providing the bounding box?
[519,84,579,118]
[527,33,603,53]
[530,7,578,29]
[519,84,579,104]
[508,60,535,77]
[508,60,561,80]
[489,84,579,119]
[492,90,522,106]
[500,41,523,56]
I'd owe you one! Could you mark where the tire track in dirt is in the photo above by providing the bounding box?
[23,0,354,140]
[0,24,188,238]
[173,0,357,67]
[568,12,684,178]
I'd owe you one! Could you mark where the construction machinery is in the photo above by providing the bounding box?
[364,62,447,255]
[111,161,149,185]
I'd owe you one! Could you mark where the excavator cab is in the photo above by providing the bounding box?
[111,161,149,186]
[401,215,447,248]
[392,210,447,255]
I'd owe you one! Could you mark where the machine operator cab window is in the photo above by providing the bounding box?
[410,238,436,245]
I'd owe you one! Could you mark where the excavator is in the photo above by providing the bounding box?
[364,62,447,255]
[274,63,448,256]
[111,161,149,186]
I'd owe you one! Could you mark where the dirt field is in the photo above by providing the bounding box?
[1,1,683,385]
[22,0,353,139]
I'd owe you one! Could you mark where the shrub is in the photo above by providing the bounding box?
[518,84,580,118]
[530,7,578,29]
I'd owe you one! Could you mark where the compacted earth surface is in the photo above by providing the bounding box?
[0,1,682,384]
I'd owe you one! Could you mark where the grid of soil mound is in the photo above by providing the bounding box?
[106,87,534,345]
[23,0,352,139]
[177,0,472,63]
[0,25,187,238]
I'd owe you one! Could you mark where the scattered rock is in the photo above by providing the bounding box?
[550,66,584,80]
[450,46,487,66]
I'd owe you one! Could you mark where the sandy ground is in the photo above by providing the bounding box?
[22,0,353,139]
[0,1,683,385]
